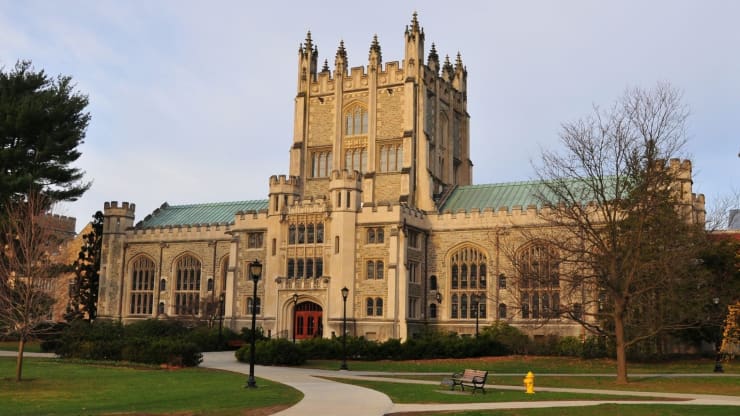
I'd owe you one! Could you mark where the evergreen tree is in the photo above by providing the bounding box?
[65,211,103,321]
[0,60,91,210]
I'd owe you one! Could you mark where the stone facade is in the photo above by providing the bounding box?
[97,14,706,342]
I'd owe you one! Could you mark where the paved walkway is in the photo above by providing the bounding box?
[201,351,740,415]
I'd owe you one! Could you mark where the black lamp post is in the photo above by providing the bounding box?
[713,297,725,373]
[246,259,262,388]
[340,286,349,370]
[218,292,225,350]
[292,293,299,344]
[472,294,480,337]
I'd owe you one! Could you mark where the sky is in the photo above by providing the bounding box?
[1,0,738,232]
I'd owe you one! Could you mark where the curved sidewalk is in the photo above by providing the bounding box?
[201,351,394,415]
[201,352,740,415]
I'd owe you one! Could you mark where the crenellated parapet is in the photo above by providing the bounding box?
[103,201,136,234]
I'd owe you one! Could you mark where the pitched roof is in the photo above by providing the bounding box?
[441,177,617,213]
[136,200,268,228]
[440,181,549,213]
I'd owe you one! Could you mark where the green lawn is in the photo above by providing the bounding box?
[390,404,740,416]
[305,356,738,374]
[0,357,302,416]
[384,374,740,396]
[322,376,670,403]
[0,341,42,353]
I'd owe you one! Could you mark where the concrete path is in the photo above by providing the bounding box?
[200,351,740,415]
[202,351,395,415]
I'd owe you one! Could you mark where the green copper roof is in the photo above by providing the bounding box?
[441,181,549,213]
[441,177,617,213]
[137,200,268,228]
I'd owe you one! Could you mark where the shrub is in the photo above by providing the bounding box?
[298,337,340,359]
[480,322,531,354]
[557,336,583,357]
[236,339,305,366]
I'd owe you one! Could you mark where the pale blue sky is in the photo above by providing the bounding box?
[1,0,738,231]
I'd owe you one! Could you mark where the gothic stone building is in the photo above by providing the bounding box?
[97,14,705,342]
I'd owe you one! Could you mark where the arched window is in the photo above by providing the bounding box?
[287,259,295,278]
[429,303,437,319]
[451,294,458,319]
[311,150,332,178]
[130,256,156,315]
[307,224,315,244]
[367,261,375,280]
[379,143,403,172]
[296,258,304,278]
[288,225,296,244]
[499,303,507,319]
[375,298,383,316]
[366,298,374,316]
[461,294,468,319]
[345,105,368,136]
[306,259,314,278]
[345,147,367,173]
[174,255,201,315]
[316,224,324,243]
[449,246,488,320]
[518,242,560,320]
[498,274,506,289]
[430,275,438,291]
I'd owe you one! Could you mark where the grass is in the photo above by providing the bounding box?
[304,355,738,374]
[389,404,740,416]
[386,374,740,396]
[0,341,42,353]
[322,376,670,403]
[0,357,302,416]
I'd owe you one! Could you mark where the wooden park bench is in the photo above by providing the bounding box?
[450,369,488,394]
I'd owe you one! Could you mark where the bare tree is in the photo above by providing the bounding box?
[532,84,709,383]
[0,191,61,381]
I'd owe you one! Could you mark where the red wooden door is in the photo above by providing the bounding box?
[294,301,323,339]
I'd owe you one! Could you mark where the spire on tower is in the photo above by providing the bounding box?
[321,59,329,72]
[442,54,454,81]
[455,52,463,71]
[304,31,313,52]
[369,34,382,66]
[336,40,347,61]
[410,11,420,33]
[428,43,439,63]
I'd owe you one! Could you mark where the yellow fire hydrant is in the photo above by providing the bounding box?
[523,371,535,394]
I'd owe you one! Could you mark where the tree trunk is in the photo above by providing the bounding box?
[614,307,629,384]
[16,337,25,382]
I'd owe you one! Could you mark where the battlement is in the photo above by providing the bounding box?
[269,175,300,186]
[299,13,466,97]
[103,201,136,218]
[38,213,77,239]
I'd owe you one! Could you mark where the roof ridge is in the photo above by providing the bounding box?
[162,199,269,209]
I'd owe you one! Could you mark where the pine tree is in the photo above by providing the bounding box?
[65,211,103,321]
[0,60,91,210]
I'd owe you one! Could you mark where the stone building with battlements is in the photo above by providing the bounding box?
[97,14,706,342]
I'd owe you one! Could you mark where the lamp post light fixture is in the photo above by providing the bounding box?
[713,297,724,373]
[472,294,480,338]
[340,286,349,370]
[292,293,299,344]
[218,292,225,350]
[246,259,263,388]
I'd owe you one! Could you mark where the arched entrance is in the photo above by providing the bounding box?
[294,301,323,340]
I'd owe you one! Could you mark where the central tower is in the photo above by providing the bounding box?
[289,13,472,211]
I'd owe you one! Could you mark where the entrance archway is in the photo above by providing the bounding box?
[294,301,323,340]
